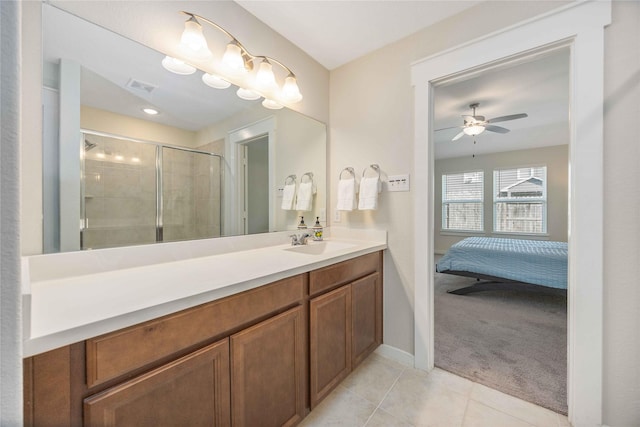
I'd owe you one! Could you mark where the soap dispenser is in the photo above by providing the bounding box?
[312,217,323,241]
[297,216,307,230]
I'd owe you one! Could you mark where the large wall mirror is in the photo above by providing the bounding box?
[42,4,326,253]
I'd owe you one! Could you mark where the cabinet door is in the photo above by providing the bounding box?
[84,339,230,427]
[309,285,352,408]
[230,306,305,427]
[351,273,382,368]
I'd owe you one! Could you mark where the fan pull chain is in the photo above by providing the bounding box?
[472,138,476,158]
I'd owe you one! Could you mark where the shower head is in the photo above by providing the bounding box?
[84,139,97,152]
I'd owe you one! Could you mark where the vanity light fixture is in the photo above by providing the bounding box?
[161,55,196,75]
[163,11,303,106]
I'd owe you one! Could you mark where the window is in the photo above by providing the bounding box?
[442,171,484,231]
[493,166,547,234]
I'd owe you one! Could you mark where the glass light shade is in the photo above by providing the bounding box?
[262,99,283,110]
[161,56,196,75]
[463,125,486,136]
[255,60,277,90]
[236,88,261,101]
[223,42,247,75]
[181,18,208,52]
[202,73,231,89]
[282,76,303,103]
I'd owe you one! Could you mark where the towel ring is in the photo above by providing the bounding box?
[301,172,314,183]
[284,174,297,185]
[362,164,381,179]
[339,167,355,180]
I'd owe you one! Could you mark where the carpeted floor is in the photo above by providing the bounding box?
[434,262,568,414]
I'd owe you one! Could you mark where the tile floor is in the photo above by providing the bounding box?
[300,352,570,427]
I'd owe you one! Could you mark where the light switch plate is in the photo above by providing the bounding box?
[386,174,410,192]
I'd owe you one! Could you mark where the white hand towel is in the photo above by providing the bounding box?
[358,177,381,210]
[336,178,357,211]
[295,181,313,211]
[281,182,296,210]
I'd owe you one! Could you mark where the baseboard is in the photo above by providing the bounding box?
[375,344,415,367]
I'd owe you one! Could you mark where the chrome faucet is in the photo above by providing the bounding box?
[290,233,311,246]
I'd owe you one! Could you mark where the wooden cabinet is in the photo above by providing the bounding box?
[84,339,230,427]
[24,252,383,426]
[309,253,383,408]
[231,307,305,427]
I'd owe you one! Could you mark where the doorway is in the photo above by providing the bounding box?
[431,48,570,413]
[239,135,270,235]
[412,2,610,425]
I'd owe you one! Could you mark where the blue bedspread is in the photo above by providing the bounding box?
[436,237,568,289]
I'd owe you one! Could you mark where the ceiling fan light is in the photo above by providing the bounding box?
[161,56,196,75]
[202,73,231,89]
[262,99,283,110]
[463,125,486,136]
[236,87,261,101]
[282,75,302,103]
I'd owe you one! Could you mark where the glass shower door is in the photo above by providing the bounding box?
[161,146,222,243]
[81,134,157,250]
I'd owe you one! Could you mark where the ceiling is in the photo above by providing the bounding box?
[235,1,481,70]
[433,48,570,159]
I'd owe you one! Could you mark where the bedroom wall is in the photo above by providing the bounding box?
[330,1,639,424]
[434,145,569,254]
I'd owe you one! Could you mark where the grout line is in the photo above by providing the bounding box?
[362,365,407,427]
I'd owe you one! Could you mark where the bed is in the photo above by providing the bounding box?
[436,237,568,295]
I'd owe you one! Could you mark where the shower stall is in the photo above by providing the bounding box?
[81,132,223,250]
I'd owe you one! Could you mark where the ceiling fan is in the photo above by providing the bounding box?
[437,103,528,141]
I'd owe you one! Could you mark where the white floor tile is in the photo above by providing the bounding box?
[463,400,535,427]
[341,354,406,405]
[364,408,413,427]
[300,385,376,427]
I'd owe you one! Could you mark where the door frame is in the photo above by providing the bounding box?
[411,2,610,425]
[225,117,276,236]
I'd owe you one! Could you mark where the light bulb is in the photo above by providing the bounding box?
[282,75,302,103]
[262,99,283,110]
[202,73,231,89]
[181,16,208,52]
[222,42,247,75]
[463,125,486,136]
[255,59,277,91]
[236,88,261,101]
[161,56,196,75]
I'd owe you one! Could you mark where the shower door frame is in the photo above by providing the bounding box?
[80,130,223,249]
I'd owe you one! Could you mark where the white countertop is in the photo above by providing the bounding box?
[22,228,386,357]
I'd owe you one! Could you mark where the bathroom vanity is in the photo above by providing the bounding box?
[22,229,386,426]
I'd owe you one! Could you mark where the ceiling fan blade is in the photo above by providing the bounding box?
[487,113,528,124]
[452,131,465,141]
[435,125,463,132]
[485,124,510,134]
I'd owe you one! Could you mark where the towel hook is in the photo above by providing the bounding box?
[284,174,297,185]
[362,164,381,179]
[301,172,314,183]
[339,167,355,180]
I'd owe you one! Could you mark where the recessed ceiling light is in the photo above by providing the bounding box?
[142,108,159,115]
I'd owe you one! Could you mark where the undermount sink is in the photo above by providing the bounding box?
[284,240,357,255]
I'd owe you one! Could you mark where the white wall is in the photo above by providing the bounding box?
[602,1,640,425]
[330,1,639,425]
[434,145,569,254]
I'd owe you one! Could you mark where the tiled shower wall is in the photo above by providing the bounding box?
[82,133,222,250]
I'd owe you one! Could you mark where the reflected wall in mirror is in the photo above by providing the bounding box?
[42,4,326,253]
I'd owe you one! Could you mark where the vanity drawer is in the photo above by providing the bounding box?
[309,252,381,297]
[86,274,305,388]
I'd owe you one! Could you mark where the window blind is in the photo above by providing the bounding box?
[493,166,547,233]
[442,171,483,231]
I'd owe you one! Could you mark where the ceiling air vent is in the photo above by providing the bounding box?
[125,78,158,94]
